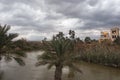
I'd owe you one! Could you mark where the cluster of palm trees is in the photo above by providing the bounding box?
[0,25,82,80]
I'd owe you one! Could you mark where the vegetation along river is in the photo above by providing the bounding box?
[0,51,120,80]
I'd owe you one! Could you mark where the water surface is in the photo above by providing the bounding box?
[0,51,120,80]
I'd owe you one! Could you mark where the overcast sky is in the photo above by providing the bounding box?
[0,0,120,41]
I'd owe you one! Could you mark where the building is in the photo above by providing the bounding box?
[99,27,119,42]
[99,31,110,42]
[110,28,119,41]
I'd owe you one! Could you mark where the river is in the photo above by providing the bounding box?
[0,51,120,80]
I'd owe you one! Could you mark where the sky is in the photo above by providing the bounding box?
[0,0,120,41]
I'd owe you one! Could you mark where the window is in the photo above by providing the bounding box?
[112,35,115,38]
[112,35,117,38]
[112,30,116,33]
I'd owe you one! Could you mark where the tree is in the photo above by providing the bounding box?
[0,25,26,65]
[84,37,91,43]
[36,32,82,80]
[13,38,30,51]
[69,30,75,39]
[75,37,83,43]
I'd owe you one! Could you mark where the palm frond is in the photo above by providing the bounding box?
[8,33,18,39]
[13,50,26,57]
[4,55,12,62]
[0,25,10,35]
[47,63,55,70]
[13,57,25,66]
[0,24,26,66]
[35,61,48,66]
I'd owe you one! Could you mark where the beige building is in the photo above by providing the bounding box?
[110,28,119,41]
[99,27,119,42]
[99,31,110,42]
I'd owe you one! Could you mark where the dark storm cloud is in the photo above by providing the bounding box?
[87,0,99,6]
[0,0,59,40]
[47,0,85,4]
[46,0,120,30]
[0,0,34,5]
[0,0,56,32]
[0,0,120,40]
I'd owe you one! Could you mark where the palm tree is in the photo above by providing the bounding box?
[0,25,26,65]
[36,32,82,80]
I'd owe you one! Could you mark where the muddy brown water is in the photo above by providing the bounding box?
[0,51,120,80]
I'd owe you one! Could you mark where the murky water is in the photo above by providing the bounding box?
[0,51,120,80]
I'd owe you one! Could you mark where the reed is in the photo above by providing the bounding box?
[79,44,120,68]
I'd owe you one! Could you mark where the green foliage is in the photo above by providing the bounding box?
[13,57,25,66]
[0,24,26,66]
[13,38,43,51]
[0,25,18,49]
[36,31,82,80]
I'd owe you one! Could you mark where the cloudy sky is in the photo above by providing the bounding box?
[0,0,120,41]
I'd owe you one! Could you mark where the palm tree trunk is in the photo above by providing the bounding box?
[54,64,63,80]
